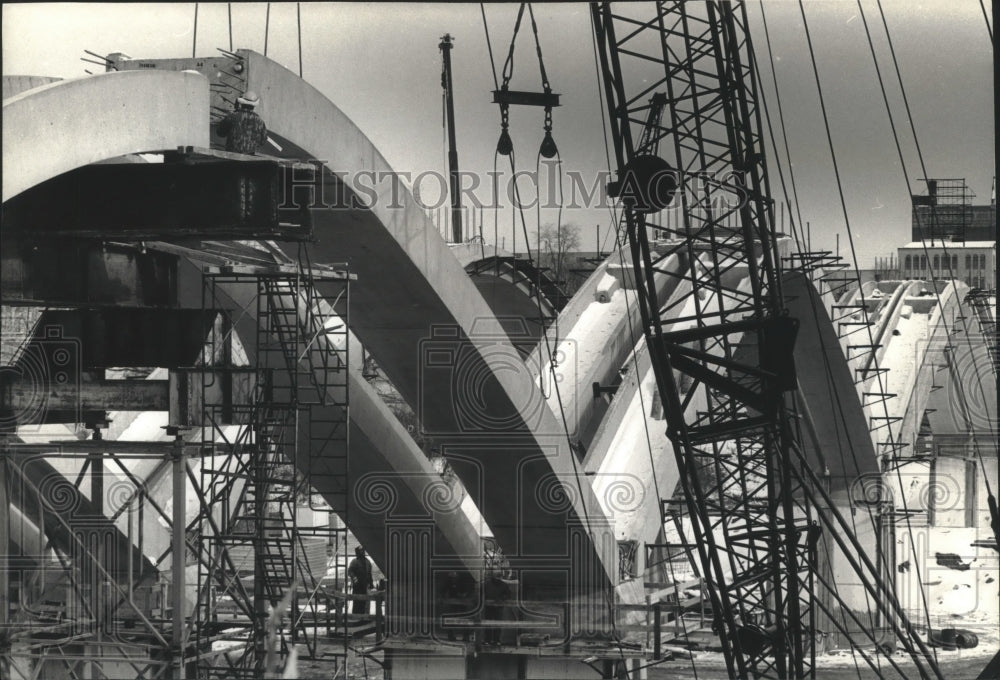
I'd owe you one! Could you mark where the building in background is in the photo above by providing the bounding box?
[898,240,996,291]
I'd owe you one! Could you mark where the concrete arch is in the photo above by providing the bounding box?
[0,68,483,579]
[2,51,617,593]
[2,70,209,202]
[822,278,998,619]
[237,50,616,590]
[451,243,562,340]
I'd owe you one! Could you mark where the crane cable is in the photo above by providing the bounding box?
[868,0,999,548]
[297,3,303,78]
[855,0,991,652]
[799,1,938,672]
[490,6,633,674]
[589,19,704,677]
[489,2,568,390]
[480,3,500,91]
[480,8,505,297]
[873,0,998,459]
[979,0,994,46]
[797,1,944,676]
[754,3,887,670]
[264,3,270,57]
[528,3,561,358]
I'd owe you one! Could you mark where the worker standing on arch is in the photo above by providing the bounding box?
[217,90,268,155]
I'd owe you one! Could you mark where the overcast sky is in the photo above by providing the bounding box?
[3,2,994,267]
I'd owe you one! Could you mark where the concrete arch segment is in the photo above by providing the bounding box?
[526,252,684,451]
[783,271,881,488]
[453,243,563,343]
[237,50,617,593]
[0,66,484,586]
[2,75,62,101]
[2,70,209,202]
[831,280,998,622]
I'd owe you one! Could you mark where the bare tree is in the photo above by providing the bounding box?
[538,222,581,288]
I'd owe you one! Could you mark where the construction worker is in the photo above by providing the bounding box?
[217,91,268,155]
[441,570,475,642]
[348,545,374,616]
[481,573,510,645]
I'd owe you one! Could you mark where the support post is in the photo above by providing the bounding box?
[0,448,9,680]
[170,429,187,680]
[440,34,463,244]
[653,602,661,660]
[88,421,107,680]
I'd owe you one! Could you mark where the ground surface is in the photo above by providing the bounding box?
[286,638,997,679]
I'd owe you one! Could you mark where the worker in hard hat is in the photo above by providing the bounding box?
[217,91,268,155]
[348,545,374,616]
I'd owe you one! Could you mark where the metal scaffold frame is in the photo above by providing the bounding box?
[0,253,352,680]
[913,178,976,243]
[966,288,998,375]
[192,254,352,678]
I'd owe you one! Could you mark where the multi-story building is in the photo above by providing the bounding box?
[898,240,996,291]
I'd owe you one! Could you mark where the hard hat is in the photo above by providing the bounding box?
[237,91,259,107]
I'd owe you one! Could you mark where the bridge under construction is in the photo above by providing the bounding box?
[1,3,996,679]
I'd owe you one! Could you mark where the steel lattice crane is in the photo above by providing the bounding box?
[591,3,943,678]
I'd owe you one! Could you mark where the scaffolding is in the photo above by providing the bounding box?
[194,255,352,678]
[0,254,352,680]
[912,178,976,242]
[966,288,998,375]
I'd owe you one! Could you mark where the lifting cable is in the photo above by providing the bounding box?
[801,1,937,671]
[192,3,199,58]
[297,3,303,78]
[753,4,886,668]
[855,0,979,649]
[510,138,637,680]
[488,6,632,674]
[868,0,998,545]
[264,3,270,57]
[489,2,566,393]
[979,0,994,46]
[495,3,527,159]
[481,5,510,285]
[874,0,999,449]
[798,1,944,675]
[588,17,703,677]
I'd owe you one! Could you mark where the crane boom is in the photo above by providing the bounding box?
[592,3,944,678]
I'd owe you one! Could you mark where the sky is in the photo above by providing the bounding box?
[2,2,994,267]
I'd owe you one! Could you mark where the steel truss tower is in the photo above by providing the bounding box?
[592,3,943,678]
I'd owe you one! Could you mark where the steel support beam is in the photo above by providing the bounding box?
[1,239,178,307]
[31,307,217,368]
[2,156,311,241]
[1,379,169,422]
